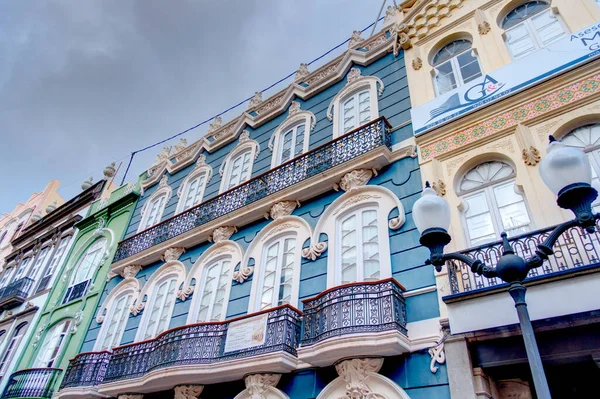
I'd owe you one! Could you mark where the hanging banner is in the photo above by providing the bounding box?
[411,20,600,136]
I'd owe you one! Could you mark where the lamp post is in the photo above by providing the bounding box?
[412,136,598,399]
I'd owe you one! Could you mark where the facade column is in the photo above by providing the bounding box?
[445,336,478,399]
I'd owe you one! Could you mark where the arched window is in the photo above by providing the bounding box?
[560,123,600,211]
[341,89,372,135]
[11,257,31,283]
[98,293,133,350]
[36,235,71,293]
[459,161,532,246]
[28,247,50,282]
[139,195,168,231]
[432,39,482,95]
[338,208,379,285]
[0,268,15,289]
[278,124,306,165]
[501,1,566,59]
[140,277,178,340]
[219,131,260,193]
[64,237,107,304]
[0,323,27,378]
[176,172,209,213]
[256,236,296,310]
[34,320,71,368]
[269,102,316,168]
[194,258,231,322]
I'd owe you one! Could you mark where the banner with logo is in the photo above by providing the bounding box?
[412,20,600,136]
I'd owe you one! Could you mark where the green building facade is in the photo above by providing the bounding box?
[1,182,139,399]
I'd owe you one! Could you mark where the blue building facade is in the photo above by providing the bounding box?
[56,25,450,399]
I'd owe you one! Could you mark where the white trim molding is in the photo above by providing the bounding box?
[175,155,212,214]
[327,68,384,138]
[245,216,312,312]
[183,240,244,324]
[268,101,316,168]
[218,131,260,193]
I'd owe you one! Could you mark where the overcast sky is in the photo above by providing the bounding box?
[0,0,389,214]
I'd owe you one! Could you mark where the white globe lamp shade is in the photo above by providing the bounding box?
[413,183,451,234]
[539,136,592,195]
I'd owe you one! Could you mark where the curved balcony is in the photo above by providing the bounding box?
[298,278,409,366]
[112,117,394,270]
[95,305,301,396]
[1,368,62,399]
[0,277,34,310]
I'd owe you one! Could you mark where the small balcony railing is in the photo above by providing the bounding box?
[446,220,600,295]
[113,117,392,263]
[0,277,34,310]
[1,368,62,399]
[301,278,407,346]
[59,352,111,390]
[102,305,301,383]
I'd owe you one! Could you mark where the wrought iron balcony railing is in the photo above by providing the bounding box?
[113,117,392,263]
[102,305,301,383]
[446,220,600,295]
[1,368,62,399]
[301,278,407,346]
[59,352,111,390]
[0,277,34,310]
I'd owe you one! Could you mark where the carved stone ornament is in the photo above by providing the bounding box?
[412,57,422,70]
[195,154,207,167]
[244,373,281,399]
[233,266,254,284]
[347,67,362,84]
[177,285,194,301]
[265,200,300,220]
[174,385,204,399]
[122,264,142,279]
[208,116,223,133]
[93,217,106,237]
[155,146,172,165]
[348,30,365,49]
[249,92,263,109]
[335,358,386,399]
[239,130,251,143]
[478,21,491,35]
[383,5,398,26]
[522,146,541,166]
[429,342,446,373]
[33,324,48,348]
[158,174,169,188]
[81,177,93,191]
[161,247,186,262]
[289,101,302,115]
[210,226,237,243]
[431,180,446,196]
[104,162,117,179]
[106,271,118,282]
[174,138,188,153]
[118,395,144,399]
[71,309,84,334]
[301,242,328,261]
[131,301,145,316]
[335,169,376,192]
[295,63,310,81]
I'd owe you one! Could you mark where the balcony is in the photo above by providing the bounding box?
[1,368,62,399]
[298,278,409,366]
[93,305,301,396]
[0,277,34,310]
[56,352,111,399]
[443,221,600,334]
[112,117,395,270]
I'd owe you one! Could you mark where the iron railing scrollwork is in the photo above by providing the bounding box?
[1,368,62,399]
[447,219,600,295]
[301,279,407,346]
[0,277,34,309]
[103,305,301,383]
[113,117,392,263]
[59,352,111,389]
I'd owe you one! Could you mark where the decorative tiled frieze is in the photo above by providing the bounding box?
[420,75,600,161]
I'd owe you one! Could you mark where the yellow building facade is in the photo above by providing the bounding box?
[395,0,600,397]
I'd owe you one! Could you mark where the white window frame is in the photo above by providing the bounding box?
[138,277,178,341]
[191,257,232,323]
[27,246,51,283]
[36,235,72,293]
[11,257,31,283]
[218,131,260,193]
[501,4,568,60]
[133,261,185,342]
[327,68,384,138]
[268,102,316,168]
[431,41,482,96]
[458,162,533,246]
[97,293,133,350]
[64,237,107,303]
[175,159,212,214]
[137,175,173,233]
[0,323,27,379]
[34,319,72,368]
[95,278,141,351]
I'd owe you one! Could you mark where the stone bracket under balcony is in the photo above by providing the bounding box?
[89,305,301,397]
[111,118,416,274]
[0,277,34,311]
[297,278,410,367]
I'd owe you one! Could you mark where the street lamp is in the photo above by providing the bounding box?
[412,136,598,399]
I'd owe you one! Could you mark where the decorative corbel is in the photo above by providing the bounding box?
[209,226,237,243]
[301,242,328,261]
[334,169,376,192]
[121,265,142,279]
[161,247,186,262]
[475,9,491,35]
[335,358,385,398]
[174,385,204,399]
[244,374,281,399]
[429,341,446,373]
[233,265,254,284]
[264,200,300,220]
[176,285,194,301]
